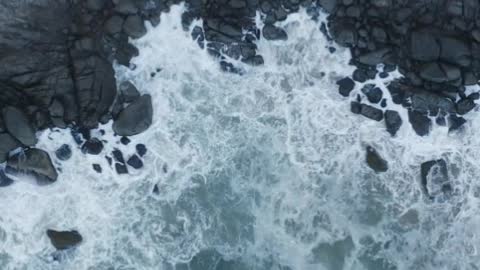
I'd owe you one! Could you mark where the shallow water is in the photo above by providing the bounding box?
[1,4,480,270]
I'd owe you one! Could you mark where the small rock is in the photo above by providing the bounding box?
[55,144,72,161]
[81,138,104,155]
[120,137,131,145]
[92,164,102,173]
[366,146,388,173]
[420,159,450,198]
[112,149,125,163]
[2,106,37,146]
[449,115,466,132]
[360,104,383,121]
[262,24,288,41]
[336,77,355,97]
[0,133,21,163]
[456,98,476,115]
[114,0,138,14]
[123,15,146,39]
[86,0,106,10]
[46,230,83,250]
[0,171,14,187]
[113,95,153,136]
[104,16,124,34]
[152,184,159,194]
[408,110,431,136]
[361,84,382,103]
[119,81,140,103]
[7,148,58,184]
[115,163,128,174]
[127,155,143,169]
[136,144,147,157]
[384,110,402,136]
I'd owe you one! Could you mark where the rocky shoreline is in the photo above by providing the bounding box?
[0,0,478,251]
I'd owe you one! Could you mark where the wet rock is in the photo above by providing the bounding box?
[419,62,461,83]
[366,146,388,173]
[384,110,402,136]
[7,148,58,184]
[104,16,124,34]
[55,144,72,161]
[127,155,143,169]
[0,133,21,163]
[360,104,383,121]
[318,0,338,13]
[262,24,288,41]
[449,115,467,132]
[361,84,382,103]
[120,137,131,145]
[46,230,83,250]
[114,0,138,14]
[136,144,147,157]
[410,32,440,61]
[115,163,128,174]
[456,98,476,115]
[357,49,391,66]
[49,99,66,128]
[420,159,451,198]
[331,20,357,47]
[337,77,355,97]
[2,106,37,146]
[408,110,431,136]
[113,95,153,136]
[92,164,102,173]
[0,171,14,187]
[119,81,140,103]
[152,184,159,194]
[439,37,471,67]
[112,149,125,164]
[86,0,106,10]
[123,15,147,39]
[81,138,104,155]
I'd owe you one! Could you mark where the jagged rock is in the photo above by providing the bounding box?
[449,115,467,132]
[7,148,58,184]
[366,146,388,173]
[0,133,20,163]
[361,84,382,103]
[456,98,476,115]
[127,155,143,169]
[46,230,83,250]
[420,159,451,198]
[113,95,153,136]
[408,110,431,136]
[2,107,37,146]
[112,149,125,164]
[119,81,140,103]
[55,144,72,161]
[384,110,402,136]
[136,144,147,157]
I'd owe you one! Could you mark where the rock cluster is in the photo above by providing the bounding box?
[322,0,480,135]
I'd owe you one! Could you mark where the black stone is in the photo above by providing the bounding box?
[115,163,128,174]
[120,137,131,145]
[262,24,288,41]
[449,115,467,132]
[366,146,388,173]
[92,164,102,173]
[82,138,104,155]
[136,144,147,157]
[384,110,402,136]
[337,77,355,97]
[46,230,83,250]
[55,144,72,161]
[361,84,382,103]
[153,184,159,194]
[408,110,431,136]
[112,149,125,164]
[360,104,383,121]
[127,155,143,169]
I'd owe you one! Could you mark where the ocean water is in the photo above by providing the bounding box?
[1,4,480,270]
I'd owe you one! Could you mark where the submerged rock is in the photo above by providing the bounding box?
[46,230,83,250]
[420,159,451,198]
[366,146,388,173]
[7,149,58,184]
[113,95,153,136]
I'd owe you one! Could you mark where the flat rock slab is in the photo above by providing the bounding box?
[7,148,58,184]
[46,230,83,250]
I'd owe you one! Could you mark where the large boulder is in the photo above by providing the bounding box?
[113,95,153,136]
[7,148,58,184]
[2,106,37,146]
[46,229,83,250]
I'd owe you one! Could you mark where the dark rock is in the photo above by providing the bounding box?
[410,32,440,61]
[104,16,124,34]
[81,138,104,155]
[114,0,138,14]
[352,69,368,83]
[55,144,72,161]
[366,146,388,173]
[439,37,471,66]
[357,49,391,66]
[92,164,102,173]
[0,171,14,187]
[360,104,383,121]
[115,163,128,174]
[127,155,143,169]
[112,149,125,164]
[120,137,131,145]
[123,15,147,39]
[2,106,37,146]
[419,62,461,83]
[361,84,382,103]
[318,0,337,12]
[331,20,357,46]
[449,115,467,132]
[337,77,355,97]
[49,99,66,128]
[350,101,362,114]
[119,81,140,103]
[136,144,147,157]
[46,230,83,250]
[0,133,21,163]
[456,98,476,115]
[86,0,106,10]
[384,110,402,136]
[262,24,288,41]
[113,95,153,136]
[7,148,58,184]
[153,184,159,194]
[408,110,431,136]
[420,159,450,198]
